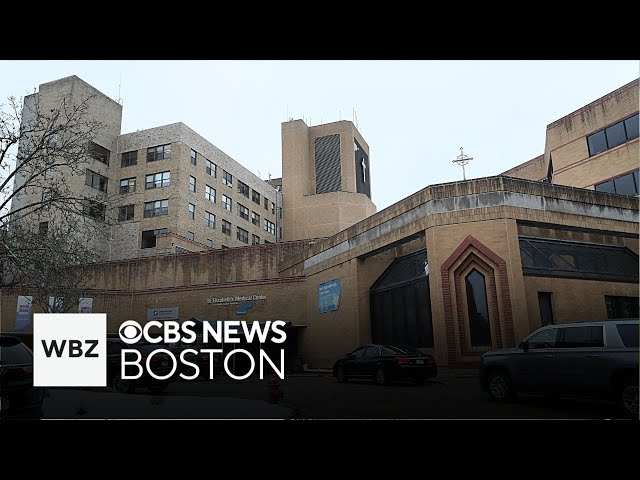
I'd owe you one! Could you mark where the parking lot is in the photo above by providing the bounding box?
[42,373,626,420]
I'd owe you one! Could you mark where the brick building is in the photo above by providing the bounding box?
[2,76,638,371]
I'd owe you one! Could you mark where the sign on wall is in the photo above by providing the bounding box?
[79,298,93,313]
[15,296,33,331]
[147,307,180,321]
[318,279,341,313]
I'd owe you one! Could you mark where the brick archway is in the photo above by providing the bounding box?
[440,235,515,368]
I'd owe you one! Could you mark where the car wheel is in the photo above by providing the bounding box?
[375,367,391,386]
[148,383,169,394]
[618,379,639,420]
[111,374,134,394]
[336,366,348,383]
[487,369,515,402]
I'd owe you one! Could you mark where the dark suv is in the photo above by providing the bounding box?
[479,319,639,418]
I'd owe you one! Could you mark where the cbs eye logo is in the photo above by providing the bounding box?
[119,320,142,344]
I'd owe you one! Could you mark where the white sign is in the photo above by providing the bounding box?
[33,313,107,387]
[207,294,267,306]
[146,307,180,321]
[79,298,93,313]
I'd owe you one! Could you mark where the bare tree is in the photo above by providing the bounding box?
[3,218,100,313]
[1,91,116,307]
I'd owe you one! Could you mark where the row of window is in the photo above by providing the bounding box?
[140,226,274,250]
[587,113,639,157]
[594,169,639,197]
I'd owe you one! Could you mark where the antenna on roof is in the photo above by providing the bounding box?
[117,73,123,105]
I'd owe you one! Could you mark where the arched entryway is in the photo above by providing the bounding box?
[369,249,434,347]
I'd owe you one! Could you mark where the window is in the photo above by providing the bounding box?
[605,296,639,319]
[364,346,381,357]
[237,227,249,244]
[38,221,48,235]
[350,347,368,358]
[118,204,135,222]
[252,234,260,245]
[206,160,216,178]
[145,171,170,189]
[271,202,275,214]
[587,113,639,156]
[147,144,171,162]
[205,185,216,204]
[121,151,138,167]
[238,181,249,198]
[119,177,136,194]
[223,170,232,187]
[519,237,639,283]
[557,326,604,348]
[45,166,54,178]
[190,149,197,166]
[222,219,231,236]
[624,114,639,140]
[595,170,639,197]
[144,199,169,218]
[252,190,261,205]
[616,324,639,348]
[204,211,216,229]
[264,219,275,235]
[251,211,260,226]
[264,196,268,210]
[207,239,213,248]
[538,292,554,326]
[141,228,168,249]
[83,199,106,221]
[465,269,491,347]
[42,189,53,208]
[526,328,559,349]
[187,231,195,241]
[222,194,232,212]
[0,340,33,365]
[89,142,110,165]
[238,203,249,221]
[85,169,108,192]
[188,203,195,220]
[189,176,196,193]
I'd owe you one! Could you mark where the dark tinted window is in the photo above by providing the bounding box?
[558,326,604,348]
[605,122,627,149]
[587,130,607,156]
[538,292,554,326]
[526,328,559,349]
[0,340,33,365]
[606,296,640,319]
[616,324,639,348]
[624,114,639,140]
[466,269,492,346]
[364,346,381,357]
[614,173,638,196]
[351,347,367,358]
[595,179,615,193]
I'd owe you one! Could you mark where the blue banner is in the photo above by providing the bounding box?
[318,279,340,313]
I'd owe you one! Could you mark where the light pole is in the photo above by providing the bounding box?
[452,147,473,180]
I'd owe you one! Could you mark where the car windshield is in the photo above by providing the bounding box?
[0,338,33,365]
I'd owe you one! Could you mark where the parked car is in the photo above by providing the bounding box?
[106,339,174,394]
[0,335,45,419]
[333,344,437,385]
[479,319,639,419]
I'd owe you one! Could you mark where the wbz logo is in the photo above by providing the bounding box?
[33,313,106,387]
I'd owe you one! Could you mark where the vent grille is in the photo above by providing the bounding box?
[315,134,341,194]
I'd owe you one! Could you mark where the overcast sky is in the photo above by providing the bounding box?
[1,60,637,210]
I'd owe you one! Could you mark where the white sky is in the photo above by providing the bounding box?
[1,60,638,210]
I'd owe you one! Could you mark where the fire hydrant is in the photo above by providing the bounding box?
[267,374,284,404]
